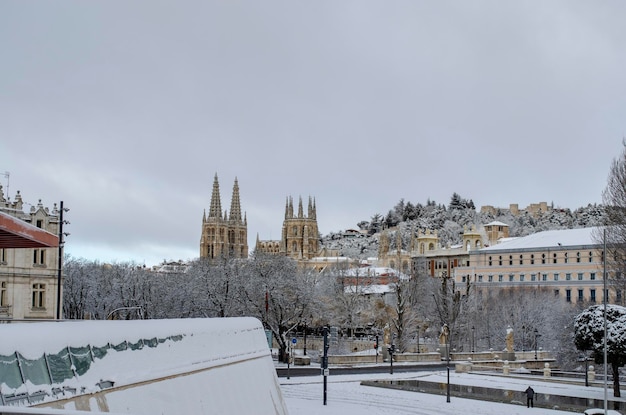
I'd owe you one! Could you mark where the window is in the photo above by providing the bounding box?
[553,253,557,264]
[498,275,503,282]
[488,256,492,266]
[541,254,546,264]
[0,281,7,307]
[566,273,571,281]
[590,289,596,303]
[33,249,46,266]
[530,254,535,265]
[577,252,581,263]
[589,252,593,263]
[554,289,560,297]
[578,273,584,281]
[531,274,536,281]
[520,274,525,282]
[554,273,559,281]
[36,219,43,228]
[542,273,548,281]
[578,289,584,302]
[32,283,45,308]
[462,276,466,283]
[498,256,502,266]
[590,272,596,281]
[564,252,568,263]
[478,275,483,282]
[0,248,5,264]
[509,274,514,282]
[566,289,572,302]
[488,275,493,282]
[519,255,523,265]
[509,255,513,265]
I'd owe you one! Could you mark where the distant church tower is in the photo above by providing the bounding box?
[200,174,248,259]
[280,196,319,260]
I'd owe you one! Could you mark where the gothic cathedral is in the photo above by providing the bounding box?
[200,174,248,259]
[256,196,320,260]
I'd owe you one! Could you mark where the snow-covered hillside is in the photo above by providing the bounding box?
[320,200,605,259]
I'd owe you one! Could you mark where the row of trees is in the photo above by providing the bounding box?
[63,251,582,365]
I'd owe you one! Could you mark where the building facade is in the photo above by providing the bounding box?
[256,196,320,261]
[0,185,62,320]
[453,227,610,304]
[200,175,248,260]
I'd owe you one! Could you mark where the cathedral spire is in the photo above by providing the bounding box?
[288,196,294,218]
[298,196,303,218]
[208,173,222,219]
[229,177,243,222]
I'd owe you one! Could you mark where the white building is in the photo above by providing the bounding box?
[0,185,62,320]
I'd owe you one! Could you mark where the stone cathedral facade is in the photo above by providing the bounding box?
[256,196,320,261]
[199,175,248,260]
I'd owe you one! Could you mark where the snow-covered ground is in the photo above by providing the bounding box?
[281,370,622,415]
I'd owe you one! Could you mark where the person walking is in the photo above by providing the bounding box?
[525,386,535,408]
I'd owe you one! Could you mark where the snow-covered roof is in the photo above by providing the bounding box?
[485,221,509,227]
[344,284,393,295]
[308,256,350,262]
[342,266,400,277]
[481,227,601,252]
[0,318,287,414]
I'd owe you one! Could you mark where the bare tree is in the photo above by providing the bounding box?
[599,140,626,305]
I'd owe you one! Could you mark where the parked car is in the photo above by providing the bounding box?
[583,409,622,415]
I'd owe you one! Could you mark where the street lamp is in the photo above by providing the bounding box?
[106,306,144,320]
[522,325,525,352]
[417,325,420,354]
[442,323,451,403]
[303,320,308,356]
[471,326,475,353]
[388,343,395,374]
[56,201,69,320]
[534,328,541,360]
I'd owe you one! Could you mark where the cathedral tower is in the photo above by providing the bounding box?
[200,174,248,260]
[280,196,319,260]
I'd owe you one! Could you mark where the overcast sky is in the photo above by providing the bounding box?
[1,1,625,266]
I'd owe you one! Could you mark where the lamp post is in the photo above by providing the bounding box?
[522,325,525,352]
[582,350,589,387]
[106,306,144,320]
[388,343,395,374]
[417,325,420,354]
[56,201,69,320]
[471,325,475,353]
[303,320,306,356]
[442,323,451,403]
[534,328,541,360]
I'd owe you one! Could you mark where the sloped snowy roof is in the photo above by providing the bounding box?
[344,284,392,295]
[481,227,601,252]
[485,221,509,227]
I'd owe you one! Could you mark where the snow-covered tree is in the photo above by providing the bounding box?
[240,253,315,362]
[574,304,626,400]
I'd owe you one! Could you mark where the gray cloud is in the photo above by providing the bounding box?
[1,1,624,265]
